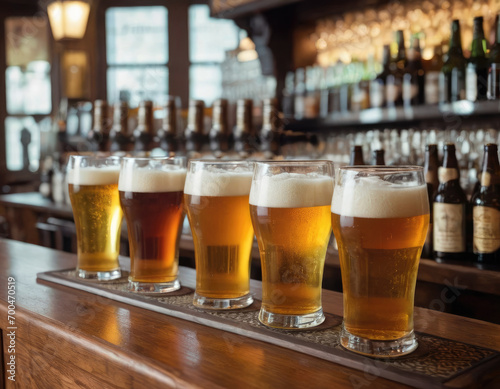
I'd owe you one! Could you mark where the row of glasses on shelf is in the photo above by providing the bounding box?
[67,153,429,358]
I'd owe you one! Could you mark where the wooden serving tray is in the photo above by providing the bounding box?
[37,268,500,389]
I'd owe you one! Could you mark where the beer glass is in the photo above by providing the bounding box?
[331,166,429,357]
[119,157,187,293]
[184,160,254,309]
[250,161,334,329]
[68,155,123,280]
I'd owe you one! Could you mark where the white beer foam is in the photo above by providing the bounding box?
[118,168,187,193]
[249,172,334,208]
[331,176,429,218]
[184,169,253,197]
[67,167,120,186]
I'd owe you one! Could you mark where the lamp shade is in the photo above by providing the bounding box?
[47,0,90,40]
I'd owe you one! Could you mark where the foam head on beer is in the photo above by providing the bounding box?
[331,173,429,218]
[249,172,333,208]
[67,166,120,186]
[184,165,253,197]
[119,165,187,193]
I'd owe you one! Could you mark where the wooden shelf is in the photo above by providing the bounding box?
[284,100,500,132]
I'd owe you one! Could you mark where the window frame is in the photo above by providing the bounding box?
[0,9,56,187]
[97,0,204,109]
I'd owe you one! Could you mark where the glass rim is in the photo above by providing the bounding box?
[69,154,122,162]
[339,165,423,172]
[121,156,186,162]
[189,159,253,165]
[254,160,334,166]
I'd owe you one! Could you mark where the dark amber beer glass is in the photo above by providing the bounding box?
[184,160,254,309]
[331,166,429,357]
[68,155,123,280]
[119,157,186,293]
[250,161,334,329]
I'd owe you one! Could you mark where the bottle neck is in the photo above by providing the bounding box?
[471,21,486,58]
[449,22,464,57]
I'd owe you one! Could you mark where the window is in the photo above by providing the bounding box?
[189,5,240,106]
[105,6,168,107]
[4,17,51,173]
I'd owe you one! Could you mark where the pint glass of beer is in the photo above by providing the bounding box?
[250,161,334,329]
[68,155,123,280]
[331,166,429,357]
[184,160,254,309]
[119,157,187,293]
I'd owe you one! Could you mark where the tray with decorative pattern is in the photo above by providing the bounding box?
[37,268,500,389]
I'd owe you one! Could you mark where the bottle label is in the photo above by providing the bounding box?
[385,75,401,104]
[425,71,440,104]
[370,80,384,108]
[438,167,458,183]
[433,203,465,253]
[402,75,418,103]
[473,206,500,253]
[466,65,478,101]
[425,171,437,185]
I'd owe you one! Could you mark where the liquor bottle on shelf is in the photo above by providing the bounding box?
[440,20,467,104]
[133,100,157,153]
[403,36,425,107]
[327,62,343,114]
[424,45,443,105]
[423,144,439,258]
[350,59,370,112]
[234,99,255,157]
[260,98,282,158]
[282,71,295,118]
[349,145,365,165]
[209,98,232,156]
[433,143,468,263]
[294,68,306,120]
[471,143,500,269]
[370,45,391,109]
[466,16,489,102]
[304,66,320,118]
[386,30,407,108]
[489,14,500,100]
[87,100,110,152]
[184,99,206,154]
[156,97,180,154]
[372,149,385,165]
[109,101,132,152]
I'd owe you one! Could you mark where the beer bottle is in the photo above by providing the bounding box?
[424,45,443,105]
[133,100,157,153]
[471,144,500,269]
[433,143,467,263]
[350,145,365,165]
[234,99,255,157]
[87,100,110,152]
[466,16,489,101]
[294,68,306,120]
[440,20,467,103]
[184,99,206,153]
[386,30,406,108]
[403,36,425,106]
[109,101,132,152]
[260,98,282,158]
[372,149,385,165]
[423,144,439,258]
[209,98,232,156]
[370,45,391,108]
[156,97,180,153]
[489,14,500,100]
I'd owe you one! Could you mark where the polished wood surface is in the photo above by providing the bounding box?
[2,192,500,326]
[0,239,500,388]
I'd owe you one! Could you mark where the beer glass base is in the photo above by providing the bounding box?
[77,268,121,281]
[128,279,181,294]
[193,293,253,310]
[340,325,418,358]
[258,308,325,329]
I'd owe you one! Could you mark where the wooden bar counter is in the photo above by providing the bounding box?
[1,238,500,388]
